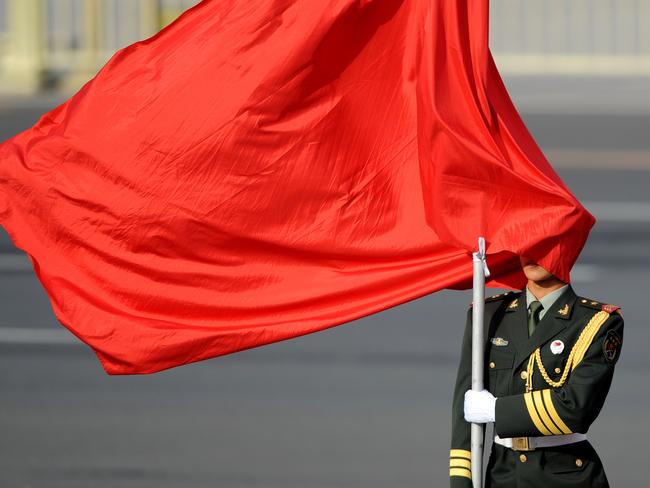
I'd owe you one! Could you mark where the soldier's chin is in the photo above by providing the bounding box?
[522,264,553,281]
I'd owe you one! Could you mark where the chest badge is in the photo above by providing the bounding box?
[490,337,509,346]
[550,340,565,355]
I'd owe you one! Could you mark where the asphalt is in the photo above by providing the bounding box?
[1,76,649,487]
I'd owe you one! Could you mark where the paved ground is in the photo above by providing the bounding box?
[1,76,649,487]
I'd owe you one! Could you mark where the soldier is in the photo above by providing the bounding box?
[449,255,624,487]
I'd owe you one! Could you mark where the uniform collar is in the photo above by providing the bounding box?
[525,284,569,318]
[504,285,578,371]
[506,284,576,321]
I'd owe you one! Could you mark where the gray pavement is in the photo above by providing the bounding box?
[1,76,649,487]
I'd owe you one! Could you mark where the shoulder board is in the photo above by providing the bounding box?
[467,291,516,307]
[577,297,602,310]
[577,297,621,314]
[486,291,516,302]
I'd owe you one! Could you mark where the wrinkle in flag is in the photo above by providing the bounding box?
[0,0,595,374]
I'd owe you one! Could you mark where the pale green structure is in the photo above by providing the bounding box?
[0,0,44,93]
[0,0,649,94]
[0,0,196,93]
[490,0,650,75]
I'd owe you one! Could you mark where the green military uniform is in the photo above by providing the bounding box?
[449,284,624,487]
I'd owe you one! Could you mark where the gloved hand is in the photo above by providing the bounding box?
[464,389,496,423]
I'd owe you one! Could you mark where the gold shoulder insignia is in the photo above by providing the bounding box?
[578,298,622,315]
[577,297,602,310]
[485,291,514,303]
[468,291,515,307]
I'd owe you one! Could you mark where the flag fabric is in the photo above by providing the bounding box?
[0,0,595,374]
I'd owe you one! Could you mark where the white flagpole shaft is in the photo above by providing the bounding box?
[471,237,488,488]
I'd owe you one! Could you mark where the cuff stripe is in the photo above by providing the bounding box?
[524,392,553,435]
[450,467,472,479]
[532,390,563,435]
[449,449,472,460]
[542,389,573,434]
[450,458,471,469]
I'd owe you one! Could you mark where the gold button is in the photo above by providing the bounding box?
[489,362,496,369]
[575,458,583,467]
[520,371,528,380]
[519,454,527,463]
[554,367,561,374]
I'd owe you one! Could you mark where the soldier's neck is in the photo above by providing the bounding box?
[526,278,566,300]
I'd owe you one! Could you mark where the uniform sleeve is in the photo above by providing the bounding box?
[449,306,474,487]
[494,311,624,438]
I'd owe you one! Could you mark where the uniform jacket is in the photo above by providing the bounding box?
[449,284,624,486]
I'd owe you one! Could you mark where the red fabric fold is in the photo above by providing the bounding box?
[0,0,594,374]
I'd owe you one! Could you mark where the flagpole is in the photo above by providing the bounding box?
[471,237,490,488]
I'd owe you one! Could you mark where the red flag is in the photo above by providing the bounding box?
[0,0,594,374]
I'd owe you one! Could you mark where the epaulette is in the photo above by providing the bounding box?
[485,291,516,302]
[468,291,517,308]
[577,297,621,314]
[577,297,602,310]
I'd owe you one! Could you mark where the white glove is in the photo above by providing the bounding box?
[464,389,496,423]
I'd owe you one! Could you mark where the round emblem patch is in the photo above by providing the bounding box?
[550,340,564,355]
[603,330,622,363]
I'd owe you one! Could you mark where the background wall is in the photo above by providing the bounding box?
[1,0,649,94]
[491,0,650,74]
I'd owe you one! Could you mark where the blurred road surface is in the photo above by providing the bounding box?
[1,76,649,487]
